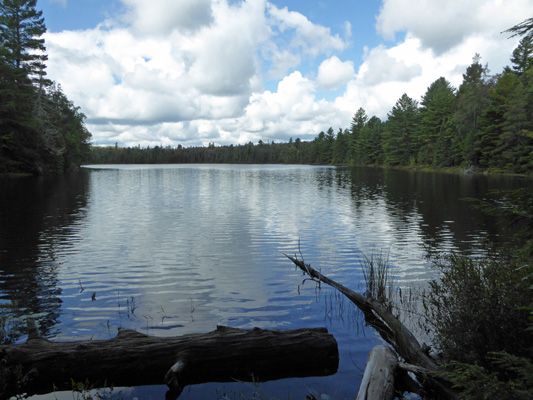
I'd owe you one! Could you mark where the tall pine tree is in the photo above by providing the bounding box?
[418,77,456,165]
[453,54,490,166]
[0,0,91,173]
[382,93,420,166]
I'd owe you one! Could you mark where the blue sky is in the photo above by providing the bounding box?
[36,0,532,147]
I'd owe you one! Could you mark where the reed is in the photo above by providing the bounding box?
[360,251,394,302]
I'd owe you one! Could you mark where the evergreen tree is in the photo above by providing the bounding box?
[498,78,533,172]
[476,72,514,169]
[511,36,533,74]
[324,126,335,163]
[382,93,420,165]
[418,77,456,165]
[0,0,47,83]
[504,17,533,40]
[0,0,91,173]
[453,54,490,166]
[332,128,349,164]
[349,107,368,163]
[358,116,383,165]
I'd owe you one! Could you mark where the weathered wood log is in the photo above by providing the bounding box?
[0,320,338,399]
[356,345,398,400]
[285,254,457,400]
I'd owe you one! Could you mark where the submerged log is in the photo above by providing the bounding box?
[0,320,338,399]
[285,254,457,400]
[356,345,398,400]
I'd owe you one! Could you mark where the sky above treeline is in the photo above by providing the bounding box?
[37,0,533,148]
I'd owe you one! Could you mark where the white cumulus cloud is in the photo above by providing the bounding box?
[317,56,354,90]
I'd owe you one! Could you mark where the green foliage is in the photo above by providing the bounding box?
[504,17,533,40]
[421,186,533,399]
[361,252,393,302]
[444,352,533,400]
[418,77,456,165]
[0,0,91,173]
[453,55,491,166]
[423,252,533,367]
[382,93,420,165]
[511,36,533,74]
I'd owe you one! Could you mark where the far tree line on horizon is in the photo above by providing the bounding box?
[0,0,91,174]
[91,39,533,174]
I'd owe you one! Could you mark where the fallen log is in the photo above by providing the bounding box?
[356,345,398,400]
[285,254,457,400]
[0,319,338,399]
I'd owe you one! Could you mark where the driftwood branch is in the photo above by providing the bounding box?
[285,254,457,400]
[0,319,338,399]
[356,345,398,400]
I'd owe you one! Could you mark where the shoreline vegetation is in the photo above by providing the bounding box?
[0,0,91,176]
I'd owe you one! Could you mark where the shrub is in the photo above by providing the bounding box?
[422,251,533,368]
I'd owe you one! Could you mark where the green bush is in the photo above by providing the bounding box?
[444,352,533,400]
[422,252,533,368]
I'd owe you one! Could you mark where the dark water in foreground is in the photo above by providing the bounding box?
[0,164,528,399]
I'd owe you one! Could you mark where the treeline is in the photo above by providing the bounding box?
[91,36,533,175]
[0,0,91,174]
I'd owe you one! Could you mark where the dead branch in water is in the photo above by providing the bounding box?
[284,253,457,400]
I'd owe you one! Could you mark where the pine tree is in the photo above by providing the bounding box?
[418,77,456,165]
[332,128,349,164]
[511,36,533,75]
[504,17,533,40]
[382,93,420,165]
[453,54,490,166]
[0,0,47,82]
[358,116,383,165]
[0,1,91,172]
[349,107,368,163]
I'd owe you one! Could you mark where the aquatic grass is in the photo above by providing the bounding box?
[360,251,394,302]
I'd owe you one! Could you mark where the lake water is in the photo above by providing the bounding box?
[0,164,528,399]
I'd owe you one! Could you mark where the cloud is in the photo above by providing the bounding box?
[267,4,347,56]
[121,0,214,35]
[316,56,354,90]
[43,0,533,148]
[43,0,352,147]
[264,3,348,77]
[376,0,533,55]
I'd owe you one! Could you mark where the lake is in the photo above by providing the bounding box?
[0,164,528,399]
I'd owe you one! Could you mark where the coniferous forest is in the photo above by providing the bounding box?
[90,36,533,175]
[0,0,91,174]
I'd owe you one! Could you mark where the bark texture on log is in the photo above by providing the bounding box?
[285,254,457,400]
[356,345,398,400]
[0,321,338,399]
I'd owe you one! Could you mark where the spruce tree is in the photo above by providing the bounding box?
[418,77,456,165]
[382,93,420,166]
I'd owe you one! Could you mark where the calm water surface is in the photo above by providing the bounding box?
[0,164,528,399]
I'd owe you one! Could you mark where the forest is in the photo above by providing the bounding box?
[0,0,91,174]
[90,36,533,175]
